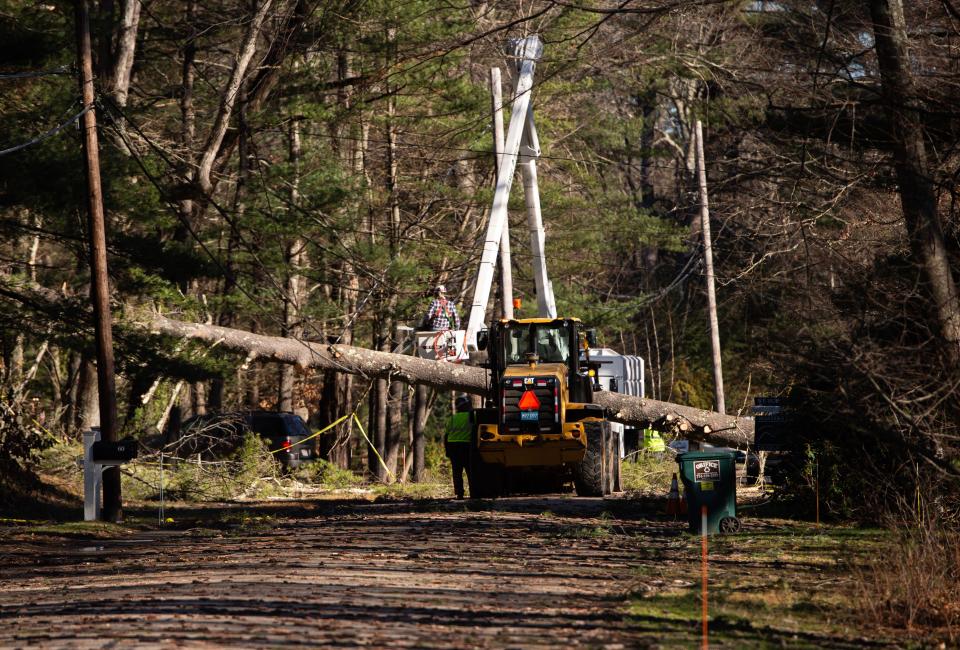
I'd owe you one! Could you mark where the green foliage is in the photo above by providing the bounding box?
[424,438,451,484]
[0,2,68,67]
[620,451,675,494]
[105,434,282,503]
[671,372,714,411]
[293,459,365,490]
[0,401,54,493]
[231,433,277,491]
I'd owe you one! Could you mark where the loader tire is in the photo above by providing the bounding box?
[468,440,502,498]
[574,421,609,497]
[607,425,622,493]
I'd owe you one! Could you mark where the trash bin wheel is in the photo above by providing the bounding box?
[719,516,741,533]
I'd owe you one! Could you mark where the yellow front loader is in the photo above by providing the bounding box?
[469,317,620,498]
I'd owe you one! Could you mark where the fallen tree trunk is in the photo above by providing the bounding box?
[591,391,752,448]
[143,312,753,448]
[0,279,753,447]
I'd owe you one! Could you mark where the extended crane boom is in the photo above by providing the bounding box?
[465,35,555,349]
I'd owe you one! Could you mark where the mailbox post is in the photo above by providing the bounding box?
[82,429,137,521]
[83,428,102,521]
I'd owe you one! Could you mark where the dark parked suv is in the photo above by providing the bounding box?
[246,411,315,469]
[176,410,315,469]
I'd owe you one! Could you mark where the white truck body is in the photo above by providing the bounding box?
[590,348,645,458]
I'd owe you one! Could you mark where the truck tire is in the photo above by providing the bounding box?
[574,421,609,496]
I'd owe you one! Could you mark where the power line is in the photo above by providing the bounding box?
[0,66,72,79]
[102,94,694,319]
[592,245,702,316]
[290,125,686,171]
[99,98,382,376]
[0,103,89,157]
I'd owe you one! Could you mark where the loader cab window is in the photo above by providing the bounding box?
[504,326,532,364]
[536,325,570,363]
[502,323,571,365]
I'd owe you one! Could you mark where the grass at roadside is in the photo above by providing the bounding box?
[23,521,137,538]
[626,522,924,648]
[620,452,675,494]
[34,439,454,506]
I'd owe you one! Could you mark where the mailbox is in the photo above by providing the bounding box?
[91,437,138,464]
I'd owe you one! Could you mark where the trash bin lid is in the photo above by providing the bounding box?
[676,450,737,462]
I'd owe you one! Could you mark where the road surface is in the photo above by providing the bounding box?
[0,497,884,648]
[0,498,678,648]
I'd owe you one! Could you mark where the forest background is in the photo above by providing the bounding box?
[0,0,958,522]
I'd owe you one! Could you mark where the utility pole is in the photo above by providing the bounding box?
[490,67,514,320]
[75,0,122,521]
[695,120,725,415]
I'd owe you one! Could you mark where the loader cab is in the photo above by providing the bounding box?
[503,321,571,365]
[481,318,594,406]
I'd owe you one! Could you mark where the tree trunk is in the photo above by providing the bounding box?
[412,384,428,482]
[369,373,388,480]
[0,277,754,447]
[192,381,206,417]
[45,345,63,424]
[8,335,24,391]
[62,351,82,433]
[694,120,725,414]
[76,357,100,434]
[279,109,306,412]
[317,374,337,460]
[175,0,197,246]
[139,311,751,446]
[869,0,960,361]
[196,0,273,193]
[328,266,358,469]
[107,0,140,107]
[124,370,154,425]
[385,374,404,480]
[373,364,389,481]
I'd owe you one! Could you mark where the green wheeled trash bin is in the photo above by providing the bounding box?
[677,450,740,534]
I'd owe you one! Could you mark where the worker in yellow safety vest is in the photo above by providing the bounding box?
[445,394,473,499]
[643,428,666,454]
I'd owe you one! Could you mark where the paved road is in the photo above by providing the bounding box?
[1,498,677,648]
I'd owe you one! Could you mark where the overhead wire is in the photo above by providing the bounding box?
[104,91,692,340]
[101,91,456,377]
[284,8,657,166]
[98,98,363,377]
[94,11,697,347]
[0,104,90,158]
[244,133,418,345]
[287,125,686,172]
[0,66,72,79]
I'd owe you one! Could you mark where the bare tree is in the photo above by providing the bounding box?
[868,0,960,362]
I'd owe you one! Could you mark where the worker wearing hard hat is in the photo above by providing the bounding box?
[445,394,473,499]
[422,284,461,331]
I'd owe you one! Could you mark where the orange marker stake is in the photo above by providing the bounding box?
[701,504,708,650]
[815,457,820,527]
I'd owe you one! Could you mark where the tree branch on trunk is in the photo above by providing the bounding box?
[0,279,754,447]
[196,0,274,193]
[136,312,752,447]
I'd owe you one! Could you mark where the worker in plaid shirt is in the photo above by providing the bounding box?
[422,285,461,331]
